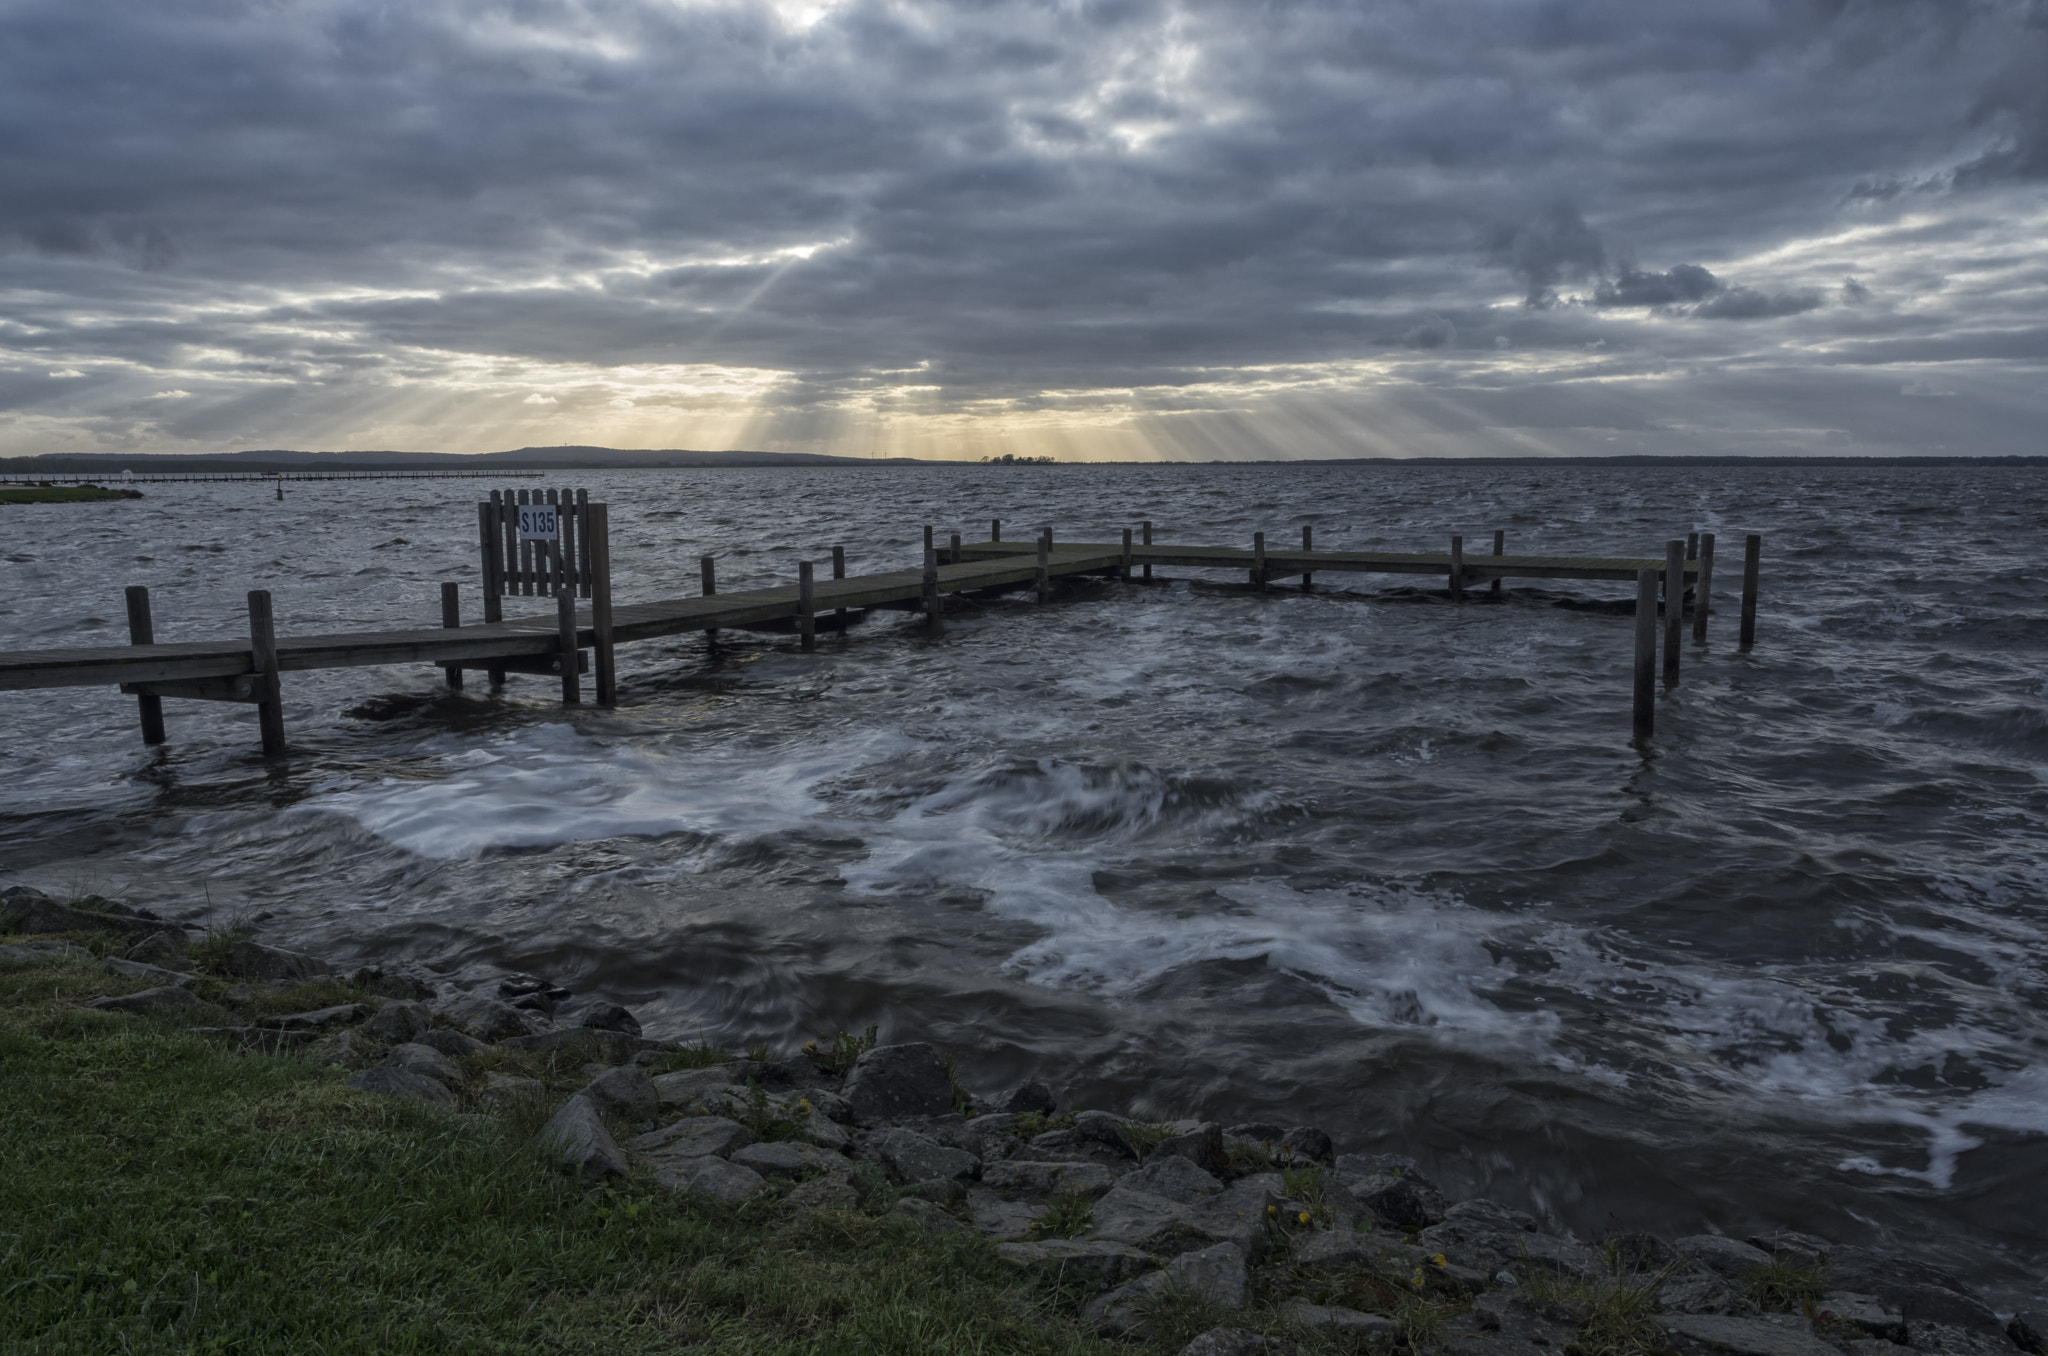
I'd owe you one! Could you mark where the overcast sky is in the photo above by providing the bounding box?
[2,0,2044,460]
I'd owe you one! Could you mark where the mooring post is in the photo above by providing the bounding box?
[701,554,718,646]
[1685,532,1699,615]
[477,500,504,625]
[1036,530,1051,603]
[1663,540,1685,679]
[123,585,166,745]
[831,544,847,633]
[1301,525,1313,592]
[1450,534,1464,602]
[1121,527,1133,581]
[588,502,616,706]
[1633,570,1657,740]
[274,475,282,501]
[991,518,1001,543]
[923,525,934,562]
[1142,521,1153,581]
[556,589,579,704]
[439,582,463,691]
[799,560,816,651]
[1492,530,1505,601]
[950,532,961,566]
[1740,534,1761,649]
[922,547,943,635]
[1692,533,1716,645]
[1253,532,1267,590]
[246,589,285,758]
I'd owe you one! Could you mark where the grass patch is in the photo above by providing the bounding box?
[1002,1110,1077,1140]
[1115,1121,1177,1160]
[1025,1190,1095,1241]
[1744,1257,1827,1311]
[650,1040,735,1072]
[800,1025,876,1077]
[0,483,143,503]
[0,950,1136,1355]
[1518,1261,1670,1356]
[1281,1164,1341,1229]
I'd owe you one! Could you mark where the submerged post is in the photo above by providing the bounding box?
[1142,521,1153,581]
[439,582,463,691]
[701,554,718,646]
[1036,530,1051,603]
[799,560,816,651]
[991,519,1001,543]
[588,503,615,706]
[1492,530,1505,601]
[1740,534,1761,649]
[1692,532,1716,645]
[1450,534,1464,602]
[123,585,166,745]
[1121,527,1132,581]
[832,544,847,632]
[922,547,943,635]
[1302,525,1313,592]
[950,532,961,565]
[247,589,285,758]
[1633,570,1657,739]
[1253,532,1267,590]
[1663,539,1684,679]
[556,589,579,704]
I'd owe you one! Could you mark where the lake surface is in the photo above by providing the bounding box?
[2,461,2043,1303]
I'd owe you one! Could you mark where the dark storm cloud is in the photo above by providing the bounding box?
[0,0,2043,456]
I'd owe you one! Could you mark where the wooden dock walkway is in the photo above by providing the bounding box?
[0,512,1760,752]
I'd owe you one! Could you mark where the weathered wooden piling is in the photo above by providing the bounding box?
[1633,570,1657,739]
[922,548,943,634]
[247,590,285,757]
[1036,531,1051,603]
[123,585,165,744]
[1121,528,1133,581]
[1302,526,1313,592]
[1692,533,1716,645]
[799,561,816,651]
[951,533,962,566]
[832,544,848,631]
[1685,532,1699,608]
[440,583,463,690]
[1253,532,1267,590]
[1142,521,1153,581]
[1450,535,1464,601]
[701,554,718,645]
[588,503,615,706]
[1491,530,1504,601]
[923,525,934,560]
[1663,539,1684,679]
[556,590,579,704]
[991,519,1001,543]
[1740,534,1761,649]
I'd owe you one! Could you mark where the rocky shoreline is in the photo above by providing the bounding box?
[4,883,2043,1356]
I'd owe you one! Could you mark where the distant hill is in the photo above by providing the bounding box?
[0,446,944,473]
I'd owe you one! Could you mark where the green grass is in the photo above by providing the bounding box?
[1025,1190,1095,1241]
[799,1025,876,1077]
[1115,1121,1177,1160]
[0,941,1148,1356]
[1744,1257,1827,1311]
[0,483,142,503]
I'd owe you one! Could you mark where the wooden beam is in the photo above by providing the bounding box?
[123,585,166,744]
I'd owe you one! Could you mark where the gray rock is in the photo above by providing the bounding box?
[873,1127,979,1183]
[1444,1198,1539,1234]
[842,1042,955,1121]
[1115,1153,1224,1204]
[347,967,437,1001]
[1677,1235,1776,1281]
[987,1081,1057,1115]
[551,996,642,1036]
[437,994,538,1043]
[652,1154,764,1203]
[360,1000,433,1044]
[729,1140,853,1181]
[886,1197,962,1235]
[1151,1120,1229,1174]
[480,1072,546,1110]
[125,930,191,970]
[223,939,331,983]
[389,1042,460,1083]
[804,1088,853,1123]
[1082,1242,1246,1336]
[191,1026,318,1054]
[582,1065,657,1123]
[530,1094,626,1178]
[785,1177,860,1213]
[1816,1293,1908,1346]
[260,1003,372,1032]
[652,1066,735,1109]
[1227,1122,1287,1143]
[995,1238,1154,1289]
[1825,1249,2002,1334]
[2009,1311,2048,1355]
[299,1028,386,1068]
[413,1028,488,1059]
[0,939,94,965]
[1909,1322,2027,1356]
[347,1065,456,1110]
[907,1178,967,1206]
[1175,1330,1294,1356]
[981,1160,1116,1197]
[1291,1229,1386,1268]
[1417,1215,1603,1281]
[1748,1232,1833,1268]
[1085,1185,1200,1253]
[86,985,202,1012]
[1661,1313,1840,1356]
[628,1116,756,1160]
[100,956,193,986]
[0,891,164,940]
[796,1107,851,1151]
[496,1027,641,1064]
[1029,1110,1138,1164]
[1656,1266,1756,1316]
[1610,1231,1679,1271]
[1279,1126,1335,1165]
[1277,1298,1399,1340]
[1436,1293,1581,1356]
[1183,1176,1283,1254]
[1344,1167,1448,1229]
[967,1192,1040,1241]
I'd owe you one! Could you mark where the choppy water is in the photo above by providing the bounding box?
[3,462,2044,1303]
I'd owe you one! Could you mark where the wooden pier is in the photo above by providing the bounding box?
[0,498,1759,755]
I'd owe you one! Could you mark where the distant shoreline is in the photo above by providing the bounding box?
[0,483,143,504]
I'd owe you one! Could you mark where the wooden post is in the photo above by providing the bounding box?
[701,554,718,645]
[832,545,847,632]
[1121,528,1133,581]
[799,560,816,651]
[440,583,463,691]
[923,524,934,562]
[1301,525,1313,591]
[1633,570,1657,740]
[1036,531,1051,603]
[1142,521,1152,581]
[478,500,503,624]
[1491,530,1504,601]
[991,519,1001,543]
[274,475,282,501]
[1663,539,1684,679]
[247,590,285,758]
[950,532,962,566]
[1692,533,1716,645]
[123,585,166,745]
[588,503,615,705]
[1740,534,1761,649]
[557,589,579,704]
[922,548,943,635]
[1253,532,1266,590]
[1685,532,1699,614]
[1450,535,1464,601]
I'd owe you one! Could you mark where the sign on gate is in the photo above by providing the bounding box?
[518,503,558,541]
